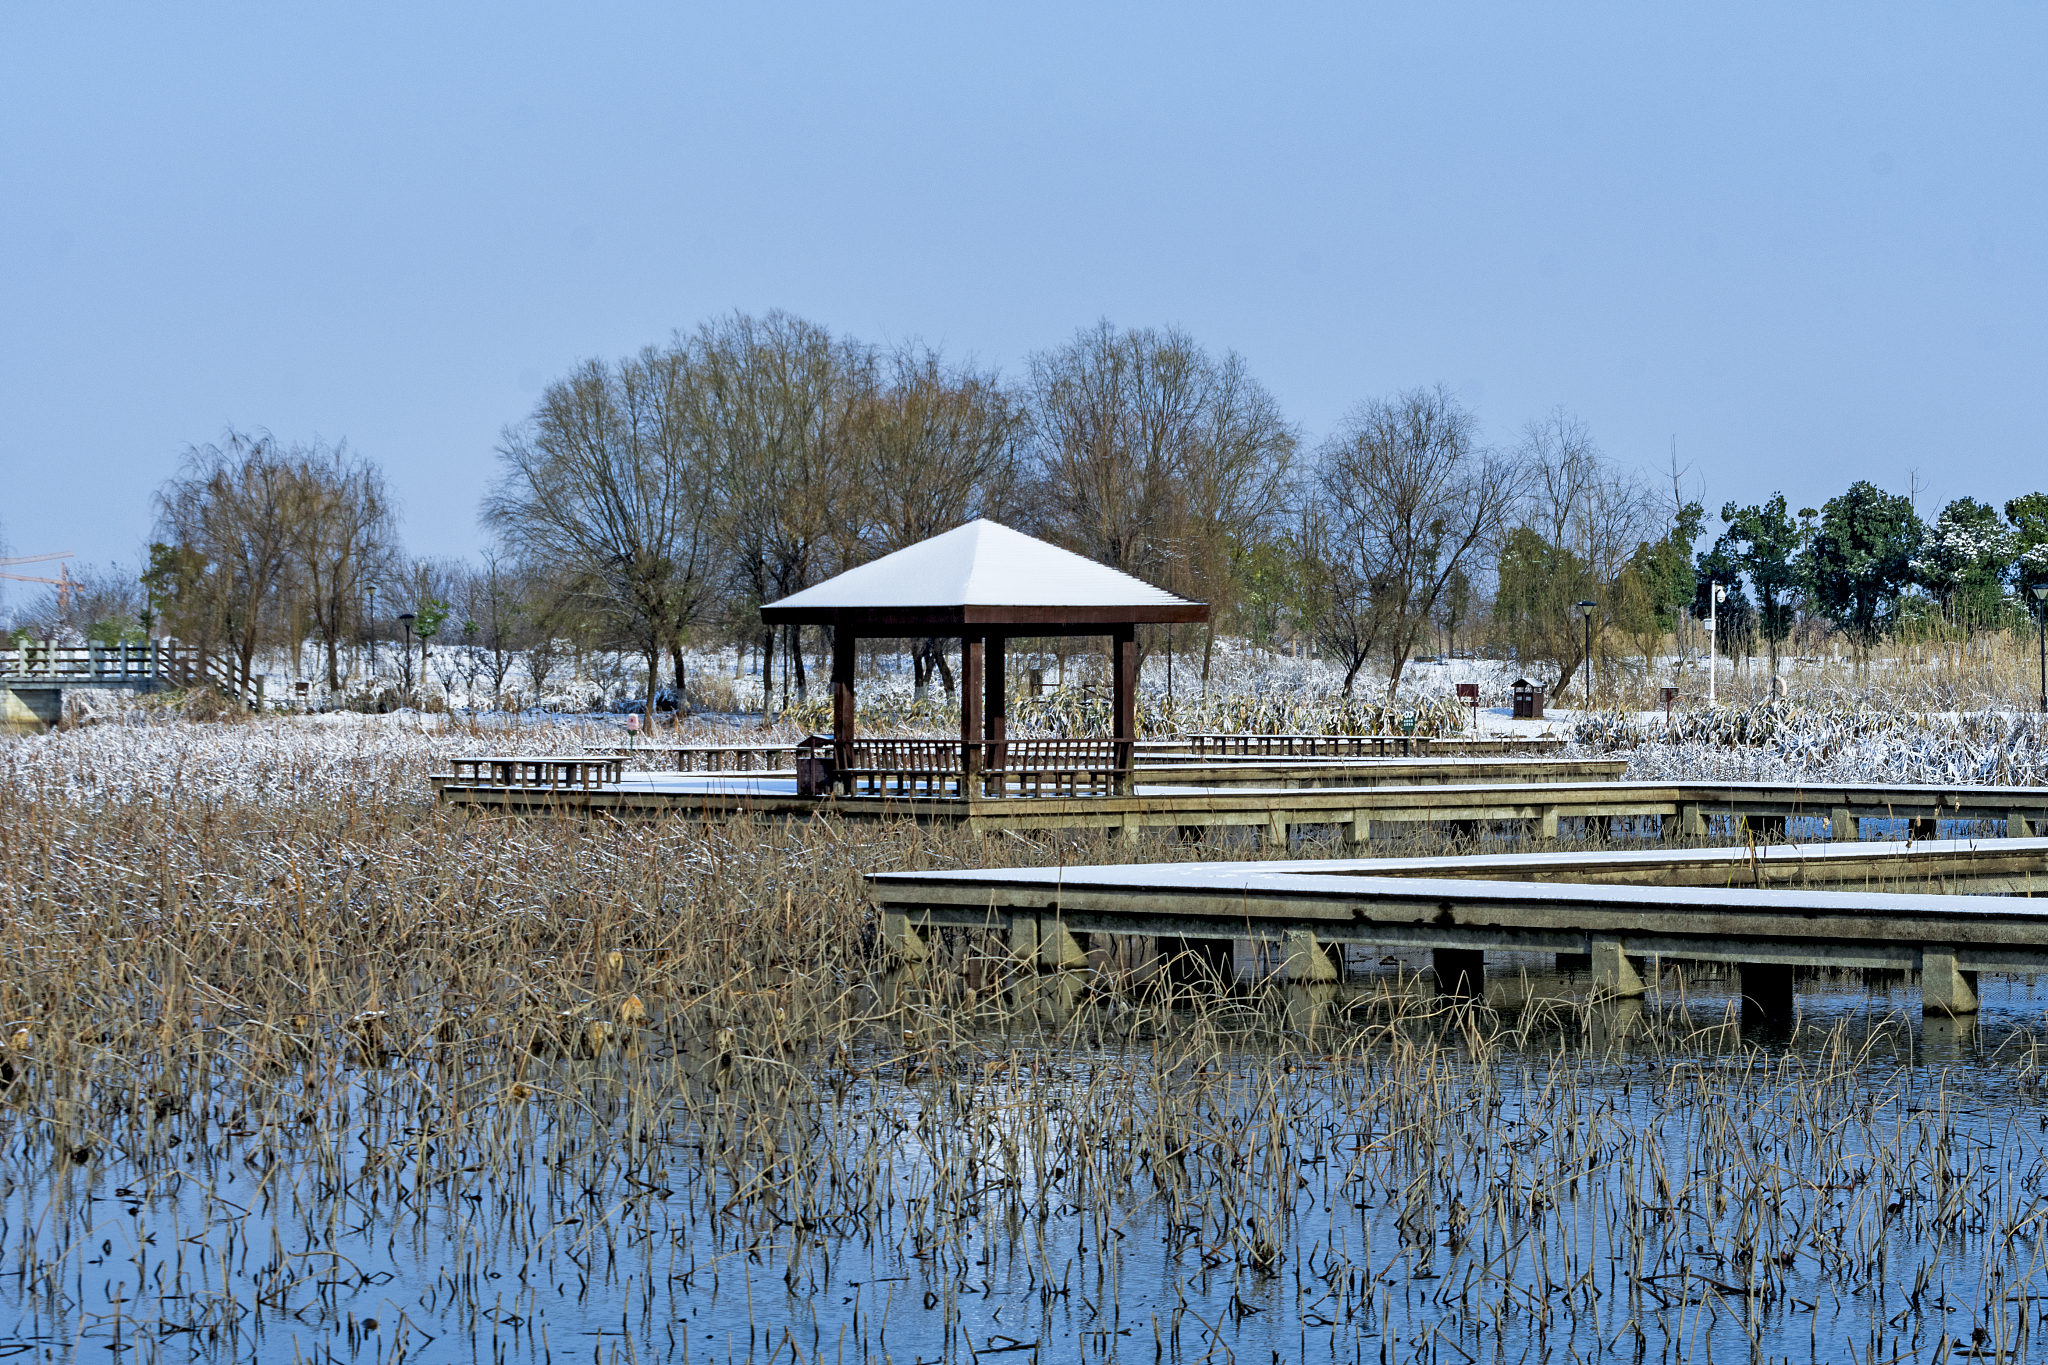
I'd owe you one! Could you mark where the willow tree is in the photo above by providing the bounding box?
[1491,411,1665,697]
[285,441,396,689]
[153,430,298,684]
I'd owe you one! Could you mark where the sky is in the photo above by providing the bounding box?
[3,2,2043,600]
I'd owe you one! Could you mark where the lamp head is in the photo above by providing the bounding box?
[2034,585,2047,603]
[1575,600,1596,618]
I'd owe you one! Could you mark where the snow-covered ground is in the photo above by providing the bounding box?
[13,636,2048,810]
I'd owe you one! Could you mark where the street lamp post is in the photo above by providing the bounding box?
[2034,585,2047,712]
[1707,583,1727,706]
[1575,601,1596,708]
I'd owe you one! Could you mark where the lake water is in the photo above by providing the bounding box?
[4,962,2045,1365]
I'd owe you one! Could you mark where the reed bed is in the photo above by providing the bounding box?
[1575,700,2048,788]
[1,719,2045,1363]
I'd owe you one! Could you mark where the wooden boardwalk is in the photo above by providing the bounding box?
[864,837,2048,1019]
[437,768,2048,847]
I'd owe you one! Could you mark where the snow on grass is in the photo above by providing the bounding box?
[1573,702,2048,787]
[0,711,628,810]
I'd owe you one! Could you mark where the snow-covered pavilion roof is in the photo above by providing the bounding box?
[760,520,1207,631]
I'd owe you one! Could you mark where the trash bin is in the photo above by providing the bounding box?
[795,734,837,797]
[1511,679,1545,720]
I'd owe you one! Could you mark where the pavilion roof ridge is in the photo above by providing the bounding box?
[760,519,1207,628]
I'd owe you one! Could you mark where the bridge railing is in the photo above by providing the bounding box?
[0,639,261,707]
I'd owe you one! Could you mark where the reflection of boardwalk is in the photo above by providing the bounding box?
[866,838,2048,1022]
[436,767,2048,846]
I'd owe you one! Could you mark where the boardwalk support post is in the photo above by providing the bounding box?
[1832,807,1856,842]
[2009,811,2034,839]
[1283,930,1340,983]
[1920,947,1979,1016]
[882,909,929,964]
[1589,936,1645,999]
[1738,962,1794,1024]
[1010,912,1087,970]
[1434,949,1484,1001]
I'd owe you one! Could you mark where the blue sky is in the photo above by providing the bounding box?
[3,3,2042,591]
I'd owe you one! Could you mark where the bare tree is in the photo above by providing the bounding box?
[485,345,723,724]
[690,311,864,708]
[1025,321,1296,685]
[8,563,143,642]
[848,341,1028,699]
[283,441,397,690]
[154,430,298,684]
[1306,386,1521,695]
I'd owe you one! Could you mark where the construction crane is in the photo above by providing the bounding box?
[0,553,77,613]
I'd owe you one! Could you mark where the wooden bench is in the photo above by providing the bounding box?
[444,756,624,788]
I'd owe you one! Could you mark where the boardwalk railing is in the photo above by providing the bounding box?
[0,639,261,707]
[443,756,624,789]
[825,737,1124,797]
[1156,733,1561,758]
[598,744,799,772]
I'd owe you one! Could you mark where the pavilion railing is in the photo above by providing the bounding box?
[813,736,1127,798]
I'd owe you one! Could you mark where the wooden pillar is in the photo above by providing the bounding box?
[960,636,984,794]
[832,629,856,795]
[984,635,1007,796]
[1111,624,1136,795]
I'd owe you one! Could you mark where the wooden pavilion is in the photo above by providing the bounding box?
[760,520,1207,796]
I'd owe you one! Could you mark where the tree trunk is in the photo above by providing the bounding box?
[669,643,688,723]
[1201,624,1214,696]
[644,647,659,730]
